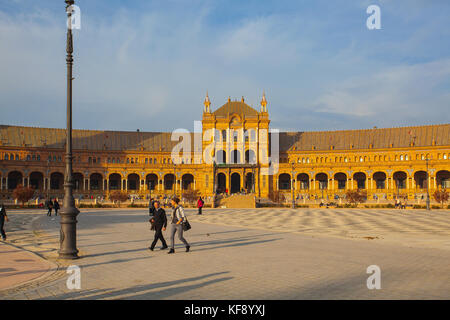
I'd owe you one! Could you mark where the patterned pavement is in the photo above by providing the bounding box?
[0,208,449,300]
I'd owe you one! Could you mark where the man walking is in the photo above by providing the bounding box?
[168,197,190,254]
[0,203,8,241]
[53,199,60,216]
[149,200,168,251]
[45,198,53,216]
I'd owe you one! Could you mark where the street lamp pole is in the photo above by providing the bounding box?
[291,162,296,209]
[425,157,431,211]
[59,0,80,259]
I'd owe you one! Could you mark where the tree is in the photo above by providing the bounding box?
[345,189,368,205]
[13,185,36,206]
[109,191,129,207]
[433,190,449,208]
[182,189,200,204]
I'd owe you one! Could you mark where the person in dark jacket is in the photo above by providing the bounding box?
[53,199,60,216]
[149,200,168,251]
[149,198,155,216]
[45,199,53,216]
[0,203,8,241]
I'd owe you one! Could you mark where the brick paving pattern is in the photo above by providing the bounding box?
[0,208,449,300]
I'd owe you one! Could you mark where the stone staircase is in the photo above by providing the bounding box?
[215,194,256,209]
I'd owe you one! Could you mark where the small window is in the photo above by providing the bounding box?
[4,154,9,160]
[444,154,448,160]
[27,155,31,161]
[37,155,41,161]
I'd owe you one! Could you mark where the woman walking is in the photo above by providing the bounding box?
[168,197,190,254]
[0,202,8,241]
[197,196,204,215]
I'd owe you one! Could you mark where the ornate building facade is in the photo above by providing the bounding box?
[0,94,449,202]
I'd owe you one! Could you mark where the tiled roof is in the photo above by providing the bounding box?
[213,101,259,118]
[0,125,201,152]
[278,124,450,151]
[0,124,448,152]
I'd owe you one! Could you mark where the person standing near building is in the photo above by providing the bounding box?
[197,196,204,215]
[0,203,8,241]
[149,200,168,251]
[53,199,60,216]
[168,197,190,254]
[45,198,53,216]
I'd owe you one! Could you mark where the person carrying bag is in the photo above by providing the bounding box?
[168,197,190,254]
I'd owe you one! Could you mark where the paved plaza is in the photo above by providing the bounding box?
[0,208,449,300]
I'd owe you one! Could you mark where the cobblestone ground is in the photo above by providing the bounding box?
[1,208,449,300]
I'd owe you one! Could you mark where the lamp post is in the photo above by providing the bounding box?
[425,156,431,211]
[291,162,296,209]
[59,0,80,259]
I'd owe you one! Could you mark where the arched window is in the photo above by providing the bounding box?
[4,154,9,160]
[222,130,226,142]
[27,155,31,161]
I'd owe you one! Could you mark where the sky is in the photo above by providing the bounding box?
[0,0,449,133]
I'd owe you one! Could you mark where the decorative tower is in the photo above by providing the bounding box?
[260,91,268,113]
[204,91,211,113]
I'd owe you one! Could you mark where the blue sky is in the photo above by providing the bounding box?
[0,0,449,132]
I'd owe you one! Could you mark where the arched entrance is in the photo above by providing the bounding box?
[334,173,347,190]
[109,173,121,190]
[90,173,103,190]
[231,173,241,194]
[50,172,64,190]
[73,173,83,191]
[29,172,44,190]
[182,174,194,190]
[297,173,309,190]
[315,173,328,190]
[414,171,427,189]
[373,172,386,189]
[393,171,407,190]
[354,172,366,189]
[164,174,175,191]
[146,174,158,191]
[7,171,23,190]
[278,174,291,190]
[217,173,226,193]
[436,170,450,189]
[128,174,140,191]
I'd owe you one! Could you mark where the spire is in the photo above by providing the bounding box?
[241,96,245,103]
[204,91,211,113]
[260,91,267,112]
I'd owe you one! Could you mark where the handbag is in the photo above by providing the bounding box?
[182,219,191,231]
